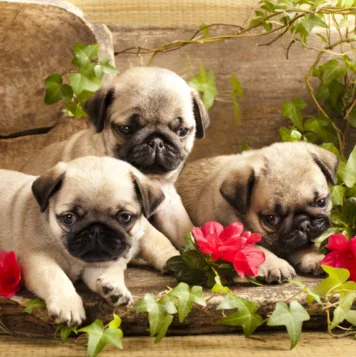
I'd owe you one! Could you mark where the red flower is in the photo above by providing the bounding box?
[321,234,356,281]
[192,222,265,278]
[0,251,21,298]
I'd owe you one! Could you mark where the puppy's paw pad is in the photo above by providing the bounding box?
[47,294,86,326]
[260,259,296,283]
[296,252,325,276]
[97,278,133,307]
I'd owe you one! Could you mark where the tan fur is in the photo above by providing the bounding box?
[177,142,338,283]
[20,67,210,262]
[0,156,178,325]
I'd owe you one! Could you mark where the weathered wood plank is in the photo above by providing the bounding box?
[0,267,326,338]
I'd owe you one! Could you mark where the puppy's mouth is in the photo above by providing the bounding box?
[262,215,330,255]
[118,135,183,174]
[67,223,128,262]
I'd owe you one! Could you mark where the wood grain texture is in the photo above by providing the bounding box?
[0,267,327,339]
[0,0,114,137]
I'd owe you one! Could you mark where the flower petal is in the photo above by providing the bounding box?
[219,222,244,241]
[201,221,224,237]
[192,227,206,243]
[326,234,351,251]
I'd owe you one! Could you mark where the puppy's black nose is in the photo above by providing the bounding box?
[298,220,311,233]
[148,137,164,150]
[89,223,105,238]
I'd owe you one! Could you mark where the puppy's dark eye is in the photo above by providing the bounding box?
[117,212,132,225]
[112,124,133,136]
[262,215,280,227]
[315,198,327,207]
[177,127,190,138]
[60,213,77,226]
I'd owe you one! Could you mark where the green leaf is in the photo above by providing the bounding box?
[339,18,349,28]
[101,328,123,350]
[68,73,101,96]
[216,294,238,309]
[310,266,350,302]
[330,185,346,206]
[279,127,302,142]
[347,106,356,128]
[300,14,328,33]
[109,314,122,329]
[55,324,78,343]
[79,320,107,357]
[230,74,243,97]
[188,64,217,110]
[65,102,88,118]
[331,291,356,329]
[312,227,339,244]
[72,44,99,68]
[339,146,356,188]
[169,283,206,323]
[267,301,310,349]
[289,280,321,304]
[281,97,306,131]
[218,295,263,336]
[99,58,119,74]
[341,197,356,228]
[154,314,173,344]
[200,22,209,37]
[44,74,64,104]
[23,299,46,314]
[241,139,250,151]
[330,210,348,226]
[345,310,356,325]
[338,0,354,8]
[233,99,241,125]
[182,250,208,269]
[316,33,327,43]
[315,59,347,86]
[212,275,231,295]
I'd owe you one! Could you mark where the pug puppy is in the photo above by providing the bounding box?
[20,67,210,263]
[176,142,338,283]
[0,156,178,325]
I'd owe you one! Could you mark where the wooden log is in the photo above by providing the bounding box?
[0,0,114,137]
[0,267,328,338]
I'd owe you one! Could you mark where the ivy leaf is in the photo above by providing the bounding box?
[55,324,78,342]
[200,22,209,37]
[310,266,350,302]
[330,211,348,227]
[99,58,119,74]
[23,299,46,314]
[289,280,321,304]
[339,146,356,188]
[72,44,99,67]
[79,319,123,357]
[341,198,356,228]
[212,275,231,295]
[44,74,73,104]
[68,73,101,97]
[230,74,243,97]
[345,310,356,325]
[347,107,356,128]
[281,97,305,131]
[169,283,206,322]
[315,59,347,86]
[65,102,88,118]
[241,139,250,151]
[331,291,356,329]
[154,314,173,344]
[188,64,217,110]
[300,14,328,33]
[135,294,176,338]
[267,301,310,349]
[218,295,263,336]
[330,185,346,206]
[279,127,302,142]
[109,313,122,329]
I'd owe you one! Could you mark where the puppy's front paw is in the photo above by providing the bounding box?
[47,293,86,326]
[294,251,325,276]
[97,276,133,306]
[259,257,296,283]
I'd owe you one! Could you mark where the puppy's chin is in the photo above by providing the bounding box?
[66,222,128,263]
[260,216,330,256]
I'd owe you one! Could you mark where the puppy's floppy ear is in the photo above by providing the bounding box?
[132,174,165,218]
[191,88,210,139]
[32,162,67,213]
[308,145,339,186]
[84,86,115,133]
[220,166,255,215]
